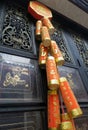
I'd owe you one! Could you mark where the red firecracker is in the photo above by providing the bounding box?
[41,26,51,47]
[59,77,83,118]
[39,43,48,68]
[35,20,42,40]
[42,17,55,35]
[50,40,64,65]
[48,90,61,129]
[46,56,60,90]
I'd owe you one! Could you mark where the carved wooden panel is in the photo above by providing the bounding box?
[51,21,74,64]
[71,32,88,68]
[58,66,88,102]
[0,111,45,130]
[0,53,43,104]
[0,2,35,54]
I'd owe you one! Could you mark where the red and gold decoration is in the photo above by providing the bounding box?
[41,26,51,47]
[35,20,42,40]
[39,43,48,68]
[48,90,61,130]
[46,56,60,90]
[50,40,64,65]
[28,1,83,130]
[42,17,55,35]
[59,77,83,118]
[60,113,76,130]
[28,1,52,20]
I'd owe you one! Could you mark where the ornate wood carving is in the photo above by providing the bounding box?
[72,33,88,67]
[1,3,34,53]
[51,21,73,64]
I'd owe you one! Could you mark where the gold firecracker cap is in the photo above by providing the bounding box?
[61,113,71,121]
[39,60,46,68]
[60,121,73,130]
[59,77,67,82]
[42,38,51,47]
[69,108,83,118]
[37,20,42,24]
[48,79,59,90]
[56,57,64,66]
[47,56,55,60]
[48,90,57,95]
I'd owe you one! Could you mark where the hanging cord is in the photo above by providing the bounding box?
[72,118,76,130]
[59,90,65,114]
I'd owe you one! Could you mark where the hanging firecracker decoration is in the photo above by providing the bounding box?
[41,26,51,47]
[39,43,48,68]
[50,40,64,65]
[28,1,52,20]
[42,17,55,35]
[28,1,83,130]
[59,77,83,118]
[35,20,42,40]
[46,56,60,90]
[48,90,61,130]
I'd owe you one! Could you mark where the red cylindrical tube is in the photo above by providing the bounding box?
[39,43,48,68]
[41,26,51,47]
[48,90,61,130]
[60,113,74,130]
[50,40,64,66]
[42,17,55,35]
[46,56,60,90]
[35,20,42,40]
[59,77,83,118]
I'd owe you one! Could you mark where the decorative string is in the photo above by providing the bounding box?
[59,90,65,114]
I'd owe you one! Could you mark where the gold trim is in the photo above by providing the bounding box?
[61,113,70,120]
[56,57,64,66]
[48,79,59,90]
[37,20,42,24]
[48,90,57,95]
[39,60,46,65]
[42,39,51,47]
[48,128,58,130]
[48,86,59,90]
[51,40,56,43]
[69,108,83,118]
[60,121,73,130]
[39,60,46,69]
[60,77,67,82]
[47,56,54,60]
[48,79,59,86]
